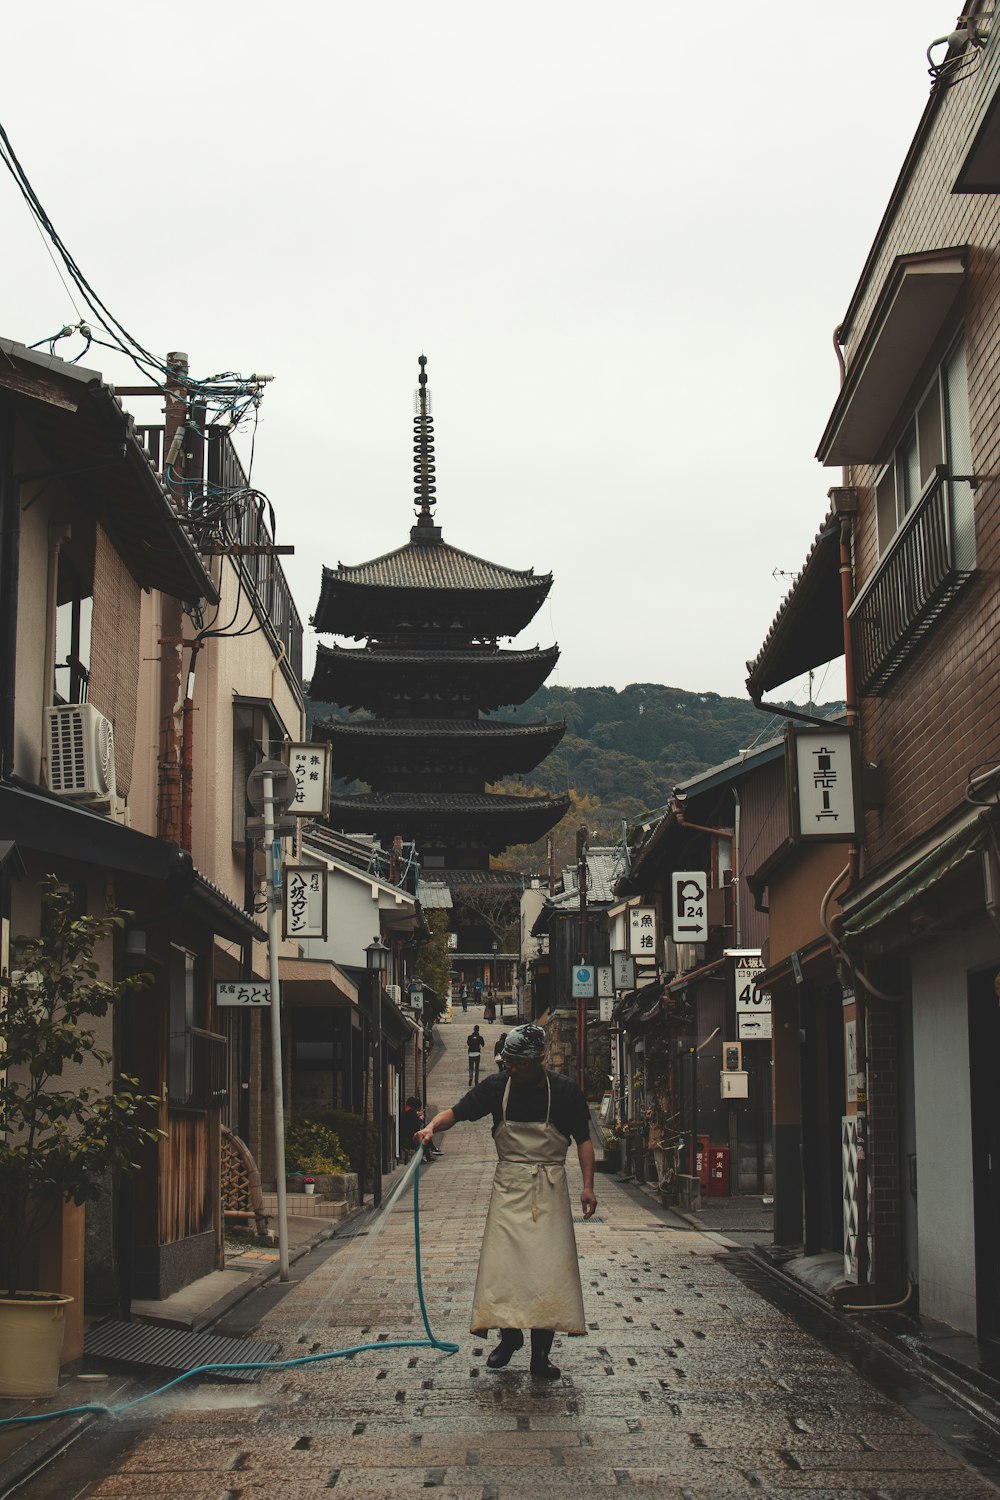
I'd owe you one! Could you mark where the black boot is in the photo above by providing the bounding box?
[530,1328,560,1380]
[486,1329,524,1369]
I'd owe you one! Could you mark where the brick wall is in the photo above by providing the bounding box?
[835,33,1000,870]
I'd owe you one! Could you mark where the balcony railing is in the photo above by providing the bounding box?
[137,424,303,684]
[848,467,974,695]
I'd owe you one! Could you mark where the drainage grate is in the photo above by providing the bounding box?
[84,1319,281,1384]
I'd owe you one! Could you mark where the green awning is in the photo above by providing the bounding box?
[841,818,987,943]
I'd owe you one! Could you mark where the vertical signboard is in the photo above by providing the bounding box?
[787,726,858,840]
[286,742,331,817]
[628,906,657,957]
[728,948,772,1040]
[671,872,708,943]
[612,952,636,991]
[282,865,327,940]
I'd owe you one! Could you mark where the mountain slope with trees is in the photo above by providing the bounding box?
[309,681,843,873]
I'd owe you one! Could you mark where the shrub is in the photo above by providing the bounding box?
[301,1109,378,1179]
[284,1116,349,1175]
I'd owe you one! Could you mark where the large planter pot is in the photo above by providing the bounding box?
[0,1293,74,1397]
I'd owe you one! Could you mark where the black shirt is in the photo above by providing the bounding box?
[452,1068,591,1145]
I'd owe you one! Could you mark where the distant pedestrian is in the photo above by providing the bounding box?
[484,996,496,1024]
[472,977,484,1007]
[460,983,469,1013]
[494,1032,507,1069]
[467,1024,485,1085]
[402,1095,440,1162]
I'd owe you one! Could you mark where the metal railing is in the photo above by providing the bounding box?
[848,466,974,694]
[136,424,303,683]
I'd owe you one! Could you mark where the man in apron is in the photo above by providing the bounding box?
[416,1024,597,1379]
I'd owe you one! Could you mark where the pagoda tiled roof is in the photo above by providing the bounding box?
[320,537,549,593]
[328,791,568,816]
[309,642,560,713]
[324,718,562,741]
[315,645,559,670]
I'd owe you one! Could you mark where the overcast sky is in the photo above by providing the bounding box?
[4,3,959,705]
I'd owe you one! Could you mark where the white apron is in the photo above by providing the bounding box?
[469,1076,587,1335]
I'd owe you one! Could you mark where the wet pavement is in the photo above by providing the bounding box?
[7,1008,1000,1498]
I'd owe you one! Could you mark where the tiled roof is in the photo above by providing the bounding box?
[328,791,568,816]
[314,644,559,670]
[427,869,530,889]
[416,880,453,909]
[324,717,561,739]
[745,511,843,696]
[321,538,550,593]
[553,847,623,907]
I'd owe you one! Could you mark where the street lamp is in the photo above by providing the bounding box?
[366,936,390,1209]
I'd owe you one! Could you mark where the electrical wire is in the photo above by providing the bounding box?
[0,117,269,431]
[0,1151,457,1430]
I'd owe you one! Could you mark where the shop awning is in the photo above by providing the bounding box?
[0,777,264,945]
[840,817,987,943]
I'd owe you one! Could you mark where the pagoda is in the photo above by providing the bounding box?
[310,356,569,910]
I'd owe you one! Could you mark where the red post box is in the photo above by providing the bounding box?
[706,1145,730,1196]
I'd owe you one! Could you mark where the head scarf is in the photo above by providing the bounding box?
[502,1024,547,1059]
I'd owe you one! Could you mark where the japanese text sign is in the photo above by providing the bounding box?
[216,981,270,1007]
[628,905,657,957]
[613,952,636,991]
[787,725,858,840]
[282,864,327,940]
[286,742,331,818]
[572,964,595,999]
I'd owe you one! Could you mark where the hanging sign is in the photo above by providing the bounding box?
[628,905,657,957]
[787,725,859,840]
[286,742,331,817]
[599,996,615,1022]
[282,864,327,940]
[728,948,772,1039]
[612,952,635,990]
[671,871,708,942]
[597,965,614,999]
[216,981,270,1007]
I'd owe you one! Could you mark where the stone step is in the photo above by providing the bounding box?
[260,1192,347,1219]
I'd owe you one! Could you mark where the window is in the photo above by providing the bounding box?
[232,698,289,845]
[168,944,226,1109]
[53,557,92,705]
[875,339,974,567]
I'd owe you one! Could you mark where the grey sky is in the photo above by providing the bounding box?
[4,3,957,704]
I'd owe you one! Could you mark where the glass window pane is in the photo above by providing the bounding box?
[945,340,975,571]
[917,383,944,487]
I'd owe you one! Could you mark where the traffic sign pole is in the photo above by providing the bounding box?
[262,766,291,1281]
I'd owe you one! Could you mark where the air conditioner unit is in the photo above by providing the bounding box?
[46,703,117,800]
[385,984,402,1004]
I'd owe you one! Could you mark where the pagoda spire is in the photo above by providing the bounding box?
[411,354,442,542]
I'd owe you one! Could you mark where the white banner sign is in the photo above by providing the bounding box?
[287,742,331,817]
[599,996,615,1022]
[597,965,614,999]
[628,905,657,957]
[791,727,857,838]
[671,871,708,942]
[283,865,327,939]
[738,1011,772,1040]
[216,981,270,1007]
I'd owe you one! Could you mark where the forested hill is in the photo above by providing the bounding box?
[491,684,842,831]
[308,682,844,849]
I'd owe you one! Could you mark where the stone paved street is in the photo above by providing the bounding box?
[32,1012,1000,1498]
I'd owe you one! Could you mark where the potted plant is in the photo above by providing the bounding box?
[302,1177,316,1196]
[0,877,160,1397]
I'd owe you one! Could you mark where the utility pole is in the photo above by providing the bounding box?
[577,824,589,1093]
[157,353,188,845]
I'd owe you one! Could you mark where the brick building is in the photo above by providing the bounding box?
[746,6,1000,1339]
